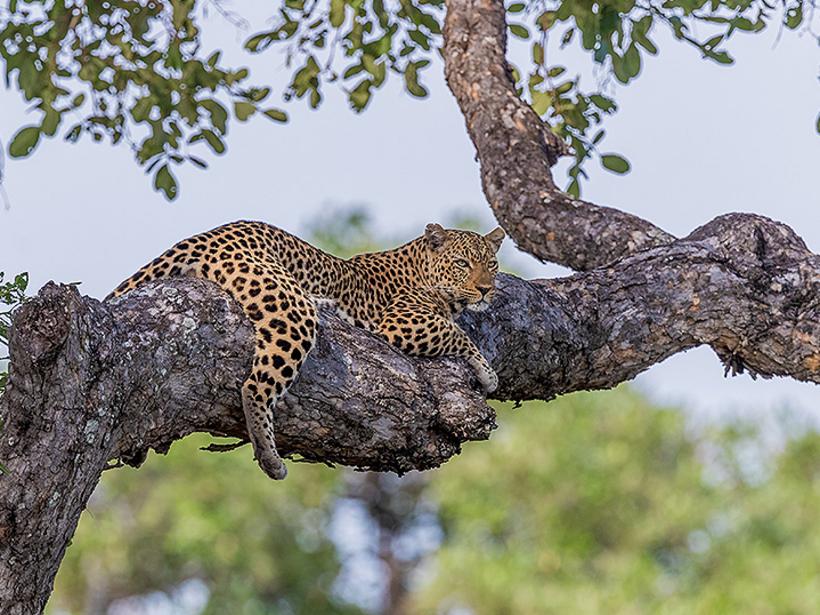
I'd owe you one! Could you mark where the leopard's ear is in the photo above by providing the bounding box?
[484,226,505,253]
[425,223,449,252]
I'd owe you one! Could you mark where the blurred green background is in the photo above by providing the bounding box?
[4,209,817,615]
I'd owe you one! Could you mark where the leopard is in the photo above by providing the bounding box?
[108,221,505,480]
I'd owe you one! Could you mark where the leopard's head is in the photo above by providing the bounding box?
[423,223,505,312]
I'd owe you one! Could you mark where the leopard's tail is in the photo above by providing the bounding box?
[106,243,197,301]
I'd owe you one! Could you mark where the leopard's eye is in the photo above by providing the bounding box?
[488,259,498,271]
[454,258,470,268]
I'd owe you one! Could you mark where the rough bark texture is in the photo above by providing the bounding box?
[1,0,819,612]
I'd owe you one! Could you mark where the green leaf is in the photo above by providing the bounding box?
[131,96,154,123]
[508,3,526,13]
[263,109,288,123]
[509,23,530,39]
[41,108,61,137]
[361,55,386,85]
[532,43,544,65]
[403,63,428,98]
[166,44,183,71]
[349,80,373,111]
[330,0,346,28]
[343,64,364,79]
[153,164,178,200]
[611,53,629,83]
[704,34,724,50]
[601,153,631,174]
[8,126,41,158]
[590,94,616,112]
[623,45,641,79]
[785,3,803,29]
[708,50,734,65]
[234,102,256,121]
[192,129,226,154]
[408,29,431,50]
[200,100,228,134]
[531,91,552,116]
[633,31,658,55]
[245,33,273,53]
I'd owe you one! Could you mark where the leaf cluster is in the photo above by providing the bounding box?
[0,0,287,200]
[510,0,812,193]
[244,0,443,112]
[1,0,814,198]
[411,390,820,614]
[0,271,29,394]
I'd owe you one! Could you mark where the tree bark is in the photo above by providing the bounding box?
[1,0,819,612]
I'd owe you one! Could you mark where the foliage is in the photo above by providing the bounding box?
[1,1,815,199]
[0,0,287,201]
[411,389,820,614]
[0,270,28,395]
[304,205,382,258]
[49,435,363,615]
[47,388,820,614]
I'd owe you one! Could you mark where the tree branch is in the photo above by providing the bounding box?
[442,0,675,270]
[470,213,820,402]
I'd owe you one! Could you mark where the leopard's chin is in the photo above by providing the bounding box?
[466,300,491,312]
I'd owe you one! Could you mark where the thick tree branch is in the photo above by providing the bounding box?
[2,210,818,612]
[470,214,820,401]
[442,0,675,270]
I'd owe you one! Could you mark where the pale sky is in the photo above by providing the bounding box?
[1,4,818,423]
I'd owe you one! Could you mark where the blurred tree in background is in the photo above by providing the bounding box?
[48,384,820,614]
[44,210,820,615]
[50,436,358,615]
[413,392,820,614]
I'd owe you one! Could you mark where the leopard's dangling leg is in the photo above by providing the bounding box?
[206,256,318,480]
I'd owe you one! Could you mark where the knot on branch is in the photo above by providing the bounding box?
[689,212,808,262]
[10,282,79,368]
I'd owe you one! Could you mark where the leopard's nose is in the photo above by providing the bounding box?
[476,285,492,297]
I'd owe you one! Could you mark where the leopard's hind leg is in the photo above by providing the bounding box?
[216,257,317,480]
[109,230,317,480]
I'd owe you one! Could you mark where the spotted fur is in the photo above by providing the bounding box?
[108,221,504,480]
